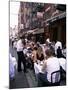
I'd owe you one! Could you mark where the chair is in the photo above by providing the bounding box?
[51,70,60,86]
[42,70,61,86]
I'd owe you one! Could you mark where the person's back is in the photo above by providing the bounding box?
[17,39,23,52]
[57,46,62,58]
[46,57,60,82]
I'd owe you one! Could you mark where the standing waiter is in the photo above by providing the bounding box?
[17,36,27,72]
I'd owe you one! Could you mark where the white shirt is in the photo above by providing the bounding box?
[46,38,50,43]
[58,58,66,71]
[16,39,23,51]
[55,41,62,55]
[45,57,60,82]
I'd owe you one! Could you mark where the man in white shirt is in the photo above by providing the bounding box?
[17,37,27,72]
[37,48,60,86]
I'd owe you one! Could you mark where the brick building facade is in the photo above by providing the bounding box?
[18,2,66,45]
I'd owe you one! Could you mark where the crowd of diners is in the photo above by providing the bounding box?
[10,36,66,86]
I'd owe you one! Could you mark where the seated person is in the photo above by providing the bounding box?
[37,48,60,87]
[36,46,44,61]
[57,46,65,58]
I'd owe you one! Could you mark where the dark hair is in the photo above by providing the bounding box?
[20,36,23,39]
[20,35,25,39]
[22,39,26,46]
[33,47,37,50]
[58,46,61,49]
[36,42,40,47]
[32,43,34,47]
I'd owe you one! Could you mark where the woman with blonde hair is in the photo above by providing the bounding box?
[31,46,38,63]
[36,46,44,61]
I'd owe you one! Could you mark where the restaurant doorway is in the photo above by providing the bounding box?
[50,25,58,42]
[52,27,58,42]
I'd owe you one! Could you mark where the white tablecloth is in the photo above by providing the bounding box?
[34,61,44,74]
[34,63,42,74]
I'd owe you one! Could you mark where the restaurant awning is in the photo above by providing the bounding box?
[26,28,38,34]
[33,28,44,34]
[26,28,44,34]
[44,12,66,24]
